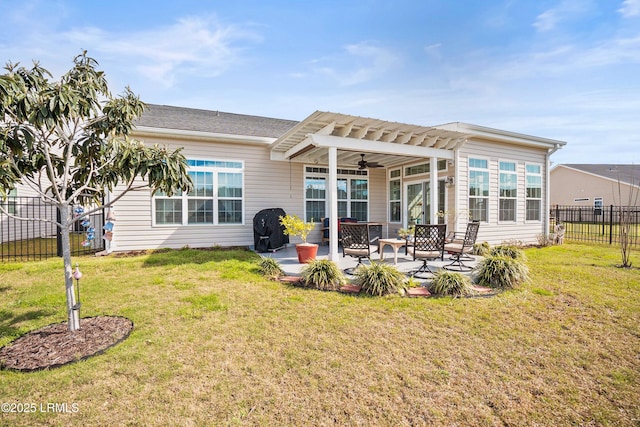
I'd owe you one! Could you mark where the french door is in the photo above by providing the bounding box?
[406,180,446,227]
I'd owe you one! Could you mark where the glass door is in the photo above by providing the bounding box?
[407,182,425,227]
[406,180,446,227]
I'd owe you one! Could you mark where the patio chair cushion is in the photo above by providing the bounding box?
[444,242,472,254]
[344,247,372,257]
[414,249,442,259]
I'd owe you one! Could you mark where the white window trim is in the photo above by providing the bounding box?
[388,168,402,223]
[303,174,327,223]
[468,156,490,223]
[498,160,518,223]
[152,159,245,227]
[403,159,448,178]
[2,188,18,215]
[303,166,369,222]
[525,162,543,223]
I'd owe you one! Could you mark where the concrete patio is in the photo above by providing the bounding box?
[255,242,481,283]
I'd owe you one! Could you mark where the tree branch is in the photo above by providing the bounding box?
[77,180,148,218]
[69,161,97,202]
[0,204,62,228]
[41,136,64,203]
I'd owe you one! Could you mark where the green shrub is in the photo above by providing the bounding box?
[258,257,284,280]
[536,233,554,247]
[476,255,529,289]
[429,271,475,297]
[473,241,490,256]
[353,262,406,296]
[300,259,346,291]
[490,245,525,260]
[405,276,422,288]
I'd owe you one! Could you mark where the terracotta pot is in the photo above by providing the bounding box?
[296,243,318,263]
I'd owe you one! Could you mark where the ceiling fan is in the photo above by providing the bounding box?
[357,153,384,169]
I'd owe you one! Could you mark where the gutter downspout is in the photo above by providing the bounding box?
[545,144,561,236]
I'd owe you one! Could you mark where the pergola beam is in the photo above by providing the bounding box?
[352,126,370,139]
[309,134,455,160]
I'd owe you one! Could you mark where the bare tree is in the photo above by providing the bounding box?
[613,167,639,268]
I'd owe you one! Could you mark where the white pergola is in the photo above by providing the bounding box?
[271,111,469,261]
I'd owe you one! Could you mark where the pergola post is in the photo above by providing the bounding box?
[328,146,339,261]
[430,156,438,224]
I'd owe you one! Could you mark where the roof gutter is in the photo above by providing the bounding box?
[132,126,277,146]
[435,122,568,149]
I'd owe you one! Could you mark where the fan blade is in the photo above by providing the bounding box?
[357,153,383,169]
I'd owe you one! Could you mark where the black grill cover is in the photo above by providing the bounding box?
[253,208,289,252]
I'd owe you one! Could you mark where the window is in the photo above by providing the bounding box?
[154,159,243,225]
[304,167,368,222]
[499,161,517,222]
[350,179,368,220]
[388,169,401,222]
[188,171,214,224]
[305,176,326,222]
[2,188,17,215]
[594,197,603,208]
[468,158,489,222]
[594,197,603,215]
[404,160,447,177]
[525,164,542,221]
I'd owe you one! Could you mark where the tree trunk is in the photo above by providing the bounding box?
[60,204,81,331]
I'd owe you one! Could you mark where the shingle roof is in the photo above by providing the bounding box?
[562,164,640,186]
[134,104,299,138]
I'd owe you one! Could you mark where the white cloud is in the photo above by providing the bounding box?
[63,16,261,87]
[309,42,399,87]
[533,0,593,32]
[533,9,561,32]
[1,14,261,88]
[618,0,640,17]
[424,43,442,59]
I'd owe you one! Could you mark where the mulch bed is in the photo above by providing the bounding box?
[0,316,133,372]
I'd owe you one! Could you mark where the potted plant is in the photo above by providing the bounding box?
[397,226,414,240]
[279,214,318,263]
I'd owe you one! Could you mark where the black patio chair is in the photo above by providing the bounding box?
[408,224,447,278]
[443,221,480,271]
[341,223,375,275]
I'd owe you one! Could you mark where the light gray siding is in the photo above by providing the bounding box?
[457,139,548,245]
[111,134,396,251]
[110,131,555,251]
[111,135,307,251]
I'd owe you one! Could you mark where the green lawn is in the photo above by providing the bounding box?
[563,221,640,246]
[0,235,99,261]
[0,244,638,426]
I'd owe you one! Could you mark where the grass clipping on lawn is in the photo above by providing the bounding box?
[0,244,638,426]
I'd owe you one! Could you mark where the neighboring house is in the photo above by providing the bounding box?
[550,164,640,207]
[1,184,58,244]
[107,104,566,258]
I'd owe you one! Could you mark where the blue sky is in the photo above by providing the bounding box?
[1,0,639,164]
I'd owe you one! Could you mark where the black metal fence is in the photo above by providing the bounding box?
[551,205,640,246]
[1,197,104,261]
